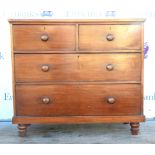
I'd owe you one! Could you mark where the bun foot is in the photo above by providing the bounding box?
[18,124,29,137]
[130,122,140,135]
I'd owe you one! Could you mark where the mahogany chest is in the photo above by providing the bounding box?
[9,19,145,136]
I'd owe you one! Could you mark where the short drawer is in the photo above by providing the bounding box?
[13,25,75,51]
[16,84,141,116]
[79,25,142,51]
[15,53,141,82]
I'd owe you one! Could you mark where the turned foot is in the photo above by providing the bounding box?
[130,122,140,135]
[18,124,29,137]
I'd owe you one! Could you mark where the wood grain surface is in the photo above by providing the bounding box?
[15,53,141,82]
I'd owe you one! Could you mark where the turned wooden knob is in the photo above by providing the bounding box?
[106,64,114,71]
[107,97,116,104]
[42,97,50,104]
[41,65,49,72]
[106,34,114,41]
[41,34,49,41]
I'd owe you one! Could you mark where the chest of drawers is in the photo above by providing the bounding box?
[9,19,145,137]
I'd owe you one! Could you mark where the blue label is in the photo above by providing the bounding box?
[4,93,13,101]
[0,52,4,60]
[105,11,116,17]
[144,42,149,59]
[41,11,53,17]
[144,93,155,100]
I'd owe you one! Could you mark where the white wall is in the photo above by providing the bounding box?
[0,0,155,120]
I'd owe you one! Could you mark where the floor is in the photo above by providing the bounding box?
[0,120,155,144]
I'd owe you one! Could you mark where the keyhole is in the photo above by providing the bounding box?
[77,55,81,69]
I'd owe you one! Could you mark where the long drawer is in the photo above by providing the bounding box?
[12,25,76,51]
[15,53,141,82]
[79,25,142,50]
[16,84,141,116]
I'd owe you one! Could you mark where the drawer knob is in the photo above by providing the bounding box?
[42,97,50,104]
[41,65,49,72]
[107,97,116,104]
[106,34,114,41]
[106,64,114,71]
[41,34,49,41]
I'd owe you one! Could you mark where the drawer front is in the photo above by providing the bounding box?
[79,25,142,50]
[13,25,75,51]
[15,53,141,82]
[16,84,141,116]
